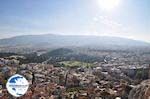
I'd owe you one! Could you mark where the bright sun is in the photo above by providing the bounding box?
[98,0,120,10]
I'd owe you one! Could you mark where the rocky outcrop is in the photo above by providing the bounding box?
[128,80,150,99]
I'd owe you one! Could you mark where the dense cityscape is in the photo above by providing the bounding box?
[0,47,150,99]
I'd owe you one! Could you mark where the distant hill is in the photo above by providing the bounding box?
[0,34,149,49]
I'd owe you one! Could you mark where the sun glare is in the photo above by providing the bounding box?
[98,0,120,10]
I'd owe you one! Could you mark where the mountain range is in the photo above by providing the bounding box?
[0,34,149,49]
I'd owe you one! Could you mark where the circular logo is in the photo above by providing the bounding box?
[6,74,29,97]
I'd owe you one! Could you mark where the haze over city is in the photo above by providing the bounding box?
[0,0,149,42]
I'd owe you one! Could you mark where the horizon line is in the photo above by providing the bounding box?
[0,33,150,44]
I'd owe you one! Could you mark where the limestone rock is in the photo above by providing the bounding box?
[128,80,150,99]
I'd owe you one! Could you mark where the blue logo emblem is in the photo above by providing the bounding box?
[6,74,29,97]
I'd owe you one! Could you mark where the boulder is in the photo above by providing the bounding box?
[128,80,150,99]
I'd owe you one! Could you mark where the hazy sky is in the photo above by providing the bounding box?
[0,0,149,42]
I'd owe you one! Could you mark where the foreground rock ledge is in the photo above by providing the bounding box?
[128,80,150,99]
